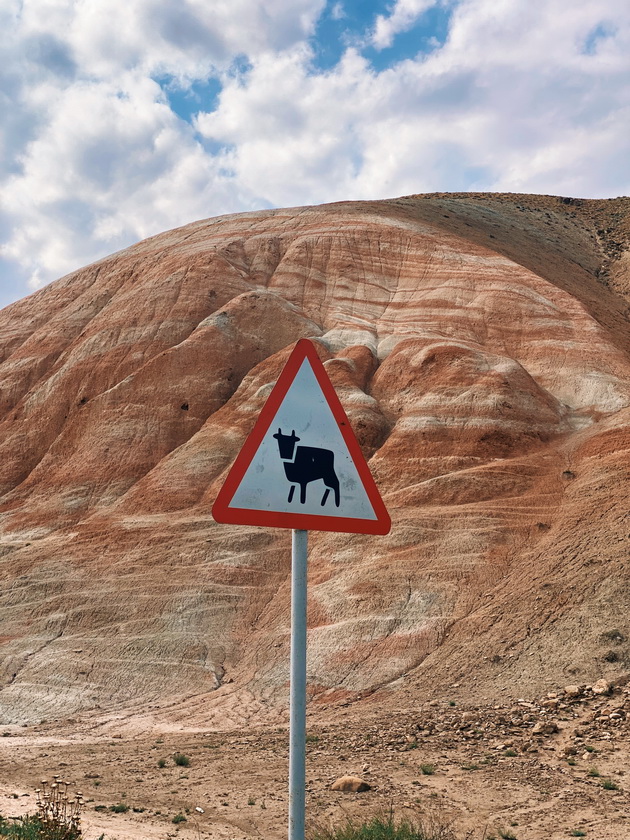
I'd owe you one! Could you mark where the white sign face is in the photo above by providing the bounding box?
[212,338,391,534]
[230,359,378,520]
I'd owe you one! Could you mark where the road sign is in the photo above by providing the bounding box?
[212,338,391,534]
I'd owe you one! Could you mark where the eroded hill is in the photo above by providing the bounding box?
[0,193,629,728]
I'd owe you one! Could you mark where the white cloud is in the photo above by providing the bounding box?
[371,0,443,50]
[196,0,630,204]
[1,72,261,287]
[16,0,327,79]
[1,0,630,307]
[0,1,325,297]
[330,3,346,22]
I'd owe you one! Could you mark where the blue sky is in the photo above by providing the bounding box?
[1,0,629,310]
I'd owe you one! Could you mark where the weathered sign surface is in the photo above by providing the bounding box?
[212,338,391,534]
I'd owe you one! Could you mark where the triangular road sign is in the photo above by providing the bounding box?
[212,339,391,534]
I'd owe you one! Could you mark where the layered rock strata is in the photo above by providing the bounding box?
[0,193,629,725]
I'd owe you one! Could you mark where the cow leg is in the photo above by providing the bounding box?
[323,468,341,508]
[288,485,296,503]
[321,488,330,506]
[300,483,307,504]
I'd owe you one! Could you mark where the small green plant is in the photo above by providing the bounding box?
[173,753,190,767]
[601,778,620,791]
[247,797,256,806]
[172,814,187,824]
[587,767,599,777]
[448,701,456,707]
[419,764,435,775]
[308,808,456,840]
[567,758,576,766]
[306,734,320,744]
[157,758,167,768]
[109,803,129,814]
[569,831,586,837]
[461,763,479,771]
[504,749,517,757]
[499,830,517,840]
[1,814,78,839]
[583,745,595,753]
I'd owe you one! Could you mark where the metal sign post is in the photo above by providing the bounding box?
[212,339,391,840]
[288,528,308,840]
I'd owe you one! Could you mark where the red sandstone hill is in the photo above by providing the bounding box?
[0,193,629,729]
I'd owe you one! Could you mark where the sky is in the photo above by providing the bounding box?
[1,0,629,310]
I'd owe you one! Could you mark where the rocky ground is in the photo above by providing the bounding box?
[1,678,628,840]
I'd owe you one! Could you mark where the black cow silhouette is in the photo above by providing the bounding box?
[273,428,340,507]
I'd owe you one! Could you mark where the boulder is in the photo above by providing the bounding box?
[532,721,559,736]
[564,685,584,698]
[592,679,612,696]
[331,776,372,792]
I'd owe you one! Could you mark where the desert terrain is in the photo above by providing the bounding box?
[1,678,629,839]
[1,192,629,837]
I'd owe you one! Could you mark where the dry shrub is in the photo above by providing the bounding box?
[35,777,83,839]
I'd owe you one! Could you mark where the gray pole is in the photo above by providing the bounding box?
[289,528,308,840]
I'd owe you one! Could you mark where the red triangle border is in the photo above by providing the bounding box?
[212,339,391,535]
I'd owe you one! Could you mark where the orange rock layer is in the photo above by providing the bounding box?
[0,193,629,726]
